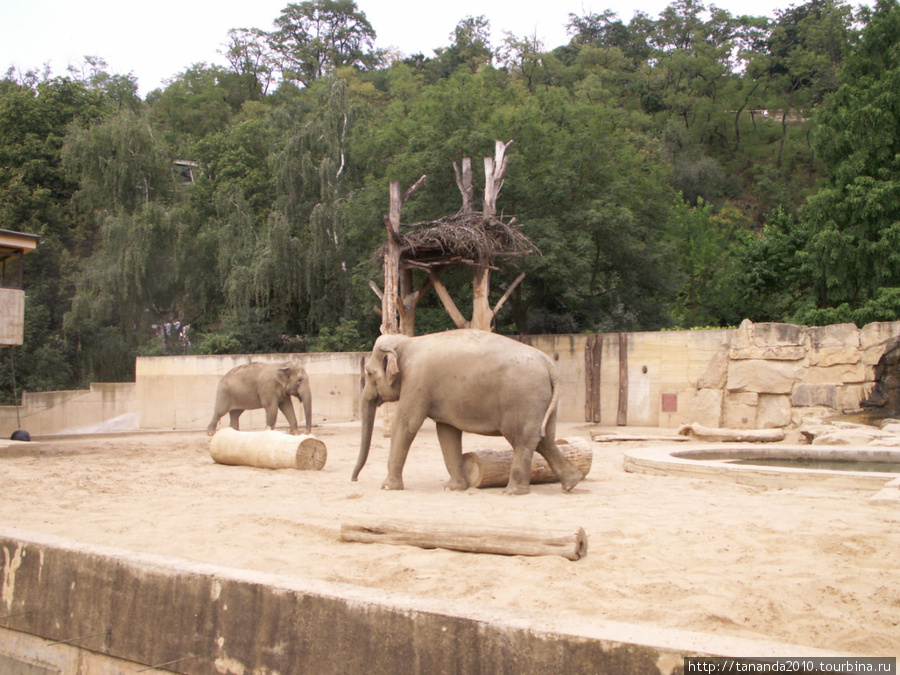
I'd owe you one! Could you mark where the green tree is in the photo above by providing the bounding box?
[765,0,856,169]
[797,0,900,324]
[66,56,142,111]
[62,108,176,215]
[668,199,752,326]
[728,207,809,322]
[222,28,279,100]
[64,203,191,378]
[148,64,233,155]
[0,75,108,395]
[271,0,379,87]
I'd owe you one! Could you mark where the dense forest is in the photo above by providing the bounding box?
[1,0,899,399]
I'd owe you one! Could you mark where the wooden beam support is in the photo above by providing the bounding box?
[617,332,628,426]
[368,280,384,300]
[429,269,469,329]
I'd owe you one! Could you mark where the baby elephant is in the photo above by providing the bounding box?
[207,361,312,436]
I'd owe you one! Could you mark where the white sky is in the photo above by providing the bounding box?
[0,0,868,97]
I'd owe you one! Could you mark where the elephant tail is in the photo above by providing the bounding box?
[540,366,561,440]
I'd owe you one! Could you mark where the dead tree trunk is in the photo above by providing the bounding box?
[377,176,426,336]
[374,140,529,336]
[432,140,522,332]
[453,157,475,214]
[483,139,511,219]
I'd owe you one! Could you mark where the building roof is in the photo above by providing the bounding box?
[0,229,40,256]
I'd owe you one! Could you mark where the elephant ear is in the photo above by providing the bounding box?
[275,366,291,389]
[383,347,400,385]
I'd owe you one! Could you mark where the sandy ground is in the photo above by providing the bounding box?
[1,422,898,658]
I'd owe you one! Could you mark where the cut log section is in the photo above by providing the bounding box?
[340,517,588,561]
[677,422,786,443]
[461,437,593,489]
[209,428,327,470]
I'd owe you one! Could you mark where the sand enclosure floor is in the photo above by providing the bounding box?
[1,422,898,657]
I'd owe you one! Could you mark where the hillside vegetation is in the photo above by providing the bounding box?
[2,0,899,397]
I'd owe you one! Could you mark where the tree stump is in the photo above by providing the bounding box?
[461,437,593,489]
[209,428,327,470]
[340,517,588,561]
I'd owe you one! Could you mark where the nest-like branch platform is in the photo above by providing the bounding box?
[378,212,539,270]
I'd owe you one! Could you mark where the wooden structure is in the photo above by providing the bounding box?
[1,229,39,347]
[371,140,537,336]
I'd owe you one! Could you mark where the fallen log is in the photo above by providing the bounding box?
[209,428,327,470]
[591,430,689,443]
[340,517,588,561]
[461,437,593,489]
[677,423,785,443]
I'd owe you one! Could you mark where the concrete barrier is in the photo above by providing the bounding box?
[0,330,737,436]
[0,530,839,674]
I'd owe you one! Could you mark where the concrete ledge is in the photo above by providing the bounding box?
[624,445,899,491]
[0,530,843,674]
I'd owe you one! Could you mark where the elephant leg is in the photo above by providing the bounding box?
[504,440,537,495]
[229,410,243,430]
[278,399,300,434]
[207,412,222,436]
[535,435,583,492]
[382,414,423,491]
[436,422,468,491]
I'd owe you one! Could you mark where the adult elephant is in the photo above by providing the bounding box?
[352,329,583,495]
[207,361,312,436]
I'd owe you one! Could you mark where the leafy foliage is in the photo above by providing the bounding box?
[1,0,896,396]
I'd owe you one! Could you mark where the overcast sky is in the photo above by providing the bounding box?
[0,0,869,97]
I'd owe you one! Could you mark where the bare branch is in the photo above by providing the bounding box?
[368,280,384,300]
[402,174,428,203]
[453,158,475,214]
[492,272,526,315]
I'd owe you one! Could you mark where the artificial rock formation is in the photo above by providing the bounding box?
[682,319,900,430]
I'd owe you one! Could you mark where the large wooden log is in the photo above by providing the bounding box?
[677,422,785,443]
[209,428,326,470]
[340,517,588,561]
[591,430,690,443]
[461,437,593,489]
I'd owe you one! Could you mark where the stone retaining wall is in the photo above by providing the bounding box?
[683,320,900,429]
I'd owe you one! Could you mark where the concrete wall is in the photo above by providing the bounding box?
[0,383,135,437]
[0,530,836,674]
[135,331,733,432]
[527,330,732,428]
[136,351,364,431]
[600,329,732,428]
[2,330,738,436]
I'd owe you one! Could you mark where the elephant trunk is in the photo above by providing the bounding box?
[353,396,378,481]
[298,383,312,434]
